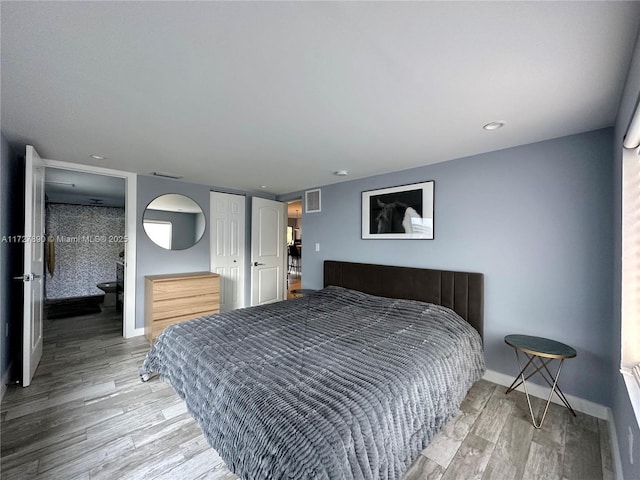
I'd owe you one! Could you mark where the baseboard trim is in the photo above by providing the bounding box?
[483,369,609,419]
[606,407,624,480]
[127,327,145,339]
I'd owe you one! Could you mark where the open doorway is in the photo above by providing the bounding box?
[40,159,137,339]
[286,199,302,299]
[43,168,126,331]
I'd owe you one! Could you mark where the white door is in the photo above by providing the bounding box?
[22,146,45,387]
[210,192,246,311]
[251,197,286,306]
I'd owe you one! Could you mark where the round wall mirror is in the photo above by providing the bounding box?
[143,194,205,250]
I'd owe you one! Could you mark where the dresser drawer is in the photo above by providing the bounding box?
[149,307,220,342]
[150,292,220,321]
[152,277,219,301]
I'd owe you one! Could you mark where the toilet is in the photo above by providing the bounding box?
[97,282,118,307]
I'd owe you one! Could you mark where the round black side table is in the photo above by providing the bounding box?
[504,334,577,428]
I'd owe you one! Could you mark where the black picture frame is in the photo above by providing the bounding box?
[361,181,434,239]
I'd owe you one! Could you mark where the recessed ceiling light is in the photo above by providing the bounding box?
[334,170,348,176]
[90,154,106,160]
[260,185,268,189]
[483,121,505,131]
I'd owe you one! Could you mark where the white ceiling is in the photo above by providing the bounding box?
[2,2,640,195]
[45,168,125,208]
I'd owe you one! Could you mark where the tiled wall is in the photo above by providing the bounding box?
[45,204,125,299]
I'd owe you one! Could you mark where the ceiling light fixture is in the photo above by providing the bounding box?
[260,185,268,189]
[90,154,106,160]
[334,170,348,176]
[483,121,505,131]
[482,121,504,131]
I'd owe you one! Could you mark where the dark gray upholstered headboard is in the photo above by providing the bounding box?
[324,261,484,337]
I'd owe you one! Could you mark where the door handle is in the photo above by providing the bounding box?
[13,273,35,282]
[253,262,265,266]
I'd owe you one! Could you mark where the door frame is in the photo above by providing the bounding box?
[42,159,139,338]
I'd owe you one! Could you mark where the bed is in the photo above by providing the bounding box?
[140,261,485,479]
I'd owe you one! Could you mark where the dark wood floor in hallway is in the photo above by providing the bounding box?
[1,307,614,479]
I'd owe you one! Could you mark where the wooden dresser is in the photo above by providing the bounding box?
[144,271,220,343]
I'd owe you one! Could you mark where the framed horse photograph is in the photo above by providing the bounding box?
[362,181,434,239]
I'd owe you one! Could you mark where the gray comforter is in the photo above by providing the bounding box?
[140,286,485,480]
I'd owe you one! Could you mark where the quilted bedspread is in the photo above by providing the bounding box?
[140,286,485,480]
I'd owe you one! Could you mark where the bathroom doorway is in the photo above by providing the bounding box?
[44,168,126,330]
[39,158,138,339]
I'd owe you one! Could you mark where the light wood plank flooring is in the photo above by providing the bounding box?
[1,307,613,479]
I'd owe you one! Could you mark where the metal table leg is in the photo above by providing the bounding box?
[507,349,576,429]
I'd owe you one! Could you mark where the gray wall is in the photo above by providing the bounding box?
[295,129,614,407]
[135,175,275,330]
[135,176,212,330]
[0,134,24,389]
[612,27,640,479]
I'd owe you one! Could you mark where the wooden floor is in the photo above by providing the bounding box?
[286,273,301,300]
[1,307,614,480]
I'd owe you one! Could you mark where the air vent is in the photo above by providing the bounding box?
[305,189,321,213]
[151,171,183,180]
